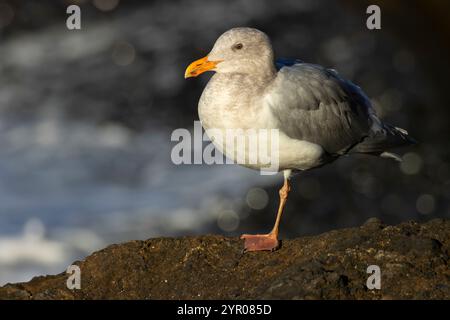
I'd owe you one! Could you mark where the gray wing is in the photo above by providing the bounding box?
[265,63,373,155]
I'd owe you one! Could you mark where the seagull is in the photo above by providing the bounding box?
[184,27,416,252]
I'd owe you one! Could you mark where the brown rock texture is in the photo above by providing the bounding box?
[0,218,449,300]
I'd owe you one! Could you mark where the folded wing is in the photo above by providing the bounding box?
[266,63,374,155]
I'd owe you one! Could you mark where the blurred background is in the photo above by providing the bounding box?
[0,0,449,285]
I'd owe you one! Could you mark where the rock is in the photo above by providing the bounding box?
[0,219,449,300]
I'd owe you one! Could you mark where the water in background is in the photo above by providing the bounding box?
[0,118,278,284]
[0,0,449,285]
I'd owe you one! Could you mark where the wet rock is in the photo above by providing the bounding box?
[0,219,449,300]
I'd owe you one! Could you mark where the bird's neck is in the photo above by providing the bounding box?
[216,64,277,88]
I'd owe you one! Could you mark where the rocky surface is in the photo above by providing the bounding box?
[0,218,449,300]
[2,0,450,287]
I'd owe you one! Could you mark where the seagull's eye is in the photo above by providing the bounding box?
[232,43,243,51]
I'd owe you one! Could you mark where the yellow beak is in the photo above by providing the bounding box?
[184,55,222,78]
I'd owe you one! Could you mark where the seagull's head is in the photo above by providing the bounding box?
[185,27,275,79]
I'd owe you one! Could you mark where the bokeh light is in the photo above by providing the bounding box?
[246,187,269,210]
[400,152,423,175]
[416,194,436,215]
[217,210,240,232]
[112,41,135,66]
[93,0,120,12]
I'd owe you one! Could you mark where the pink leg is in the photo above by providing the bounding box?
[241,176,291,252]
